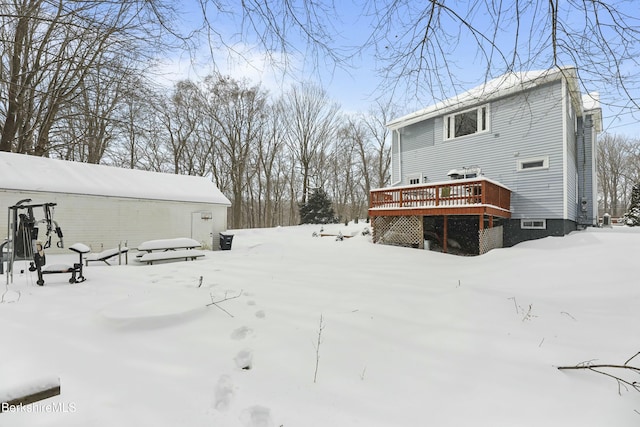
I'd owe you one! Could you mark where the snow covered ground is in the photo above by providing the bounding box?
[1,223,639,426]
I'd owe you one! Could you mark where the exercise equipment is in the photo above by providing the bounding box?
[4,199,87,286]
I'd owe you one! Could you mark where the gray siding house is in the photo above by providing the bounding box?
[369,67,601,253]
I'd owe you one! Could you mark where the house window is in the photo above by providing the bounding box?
[444,104,490,140]
[407,173,425,185]
[521,219,546,229]
[517,156,549,171]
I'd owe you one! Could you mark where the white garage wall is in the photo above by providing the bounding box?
[1,190,228,253]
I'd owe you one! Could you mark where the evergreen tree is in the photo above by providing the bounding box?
[299,188,337,224]
[623,183,640,226]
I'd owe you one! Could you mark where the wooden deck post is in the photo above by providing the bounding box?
[443,215,448,253]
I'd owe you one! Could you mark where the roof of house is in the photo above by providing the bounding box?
[387,67,594,130]
[582,92,603,133]
[0,152,232,206]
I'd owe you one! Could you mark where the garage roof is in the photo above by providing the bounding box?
[0,152,231,206]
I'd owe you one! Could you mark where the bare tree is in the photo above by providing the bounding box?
[364,100,396,189]
[324,119,368,222]
[202,74,268,229]
[105,77,160,170]
[252,99,287,227]
[53,62,136,164]
[156,81,202,174]
[597,133,634,216]
[0,0,183,155]
[281,82,340,205]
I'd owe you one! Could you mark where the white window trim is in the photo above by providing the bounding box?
[517,156,549,172]
[407,173,428,185]
[521,219,547,229]
[443,104,490,140]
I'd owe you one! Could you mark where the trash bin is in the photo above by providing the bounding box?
[219,233,234,250]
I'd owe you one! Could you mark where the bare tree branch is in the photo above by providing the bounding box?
[558,352,640,394]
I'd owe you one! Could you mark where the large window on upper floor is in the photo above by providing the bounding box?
[444,104,490,140]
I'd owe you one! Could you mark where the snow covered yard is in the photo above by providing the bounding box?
[1,224,639,426]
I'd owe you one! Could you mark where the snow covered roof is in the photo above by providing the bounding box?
[582,92,603,133]
[387,67,585,130]
[0,152,231,206]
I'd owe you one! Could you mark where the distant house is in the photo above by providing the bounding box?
[369,67,602,254]
[0,152,231,252]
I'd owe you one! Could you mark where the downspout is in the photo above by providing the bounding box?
[561,78,569,220]
[577,122,586,225]
[582,115,595,225]
[591,120,598,223]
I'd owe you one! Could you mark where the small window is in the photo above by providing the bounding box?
[517,156,549,171]
[522,160,544,169]
[521,219,546,229]
[444,104,490,140]
[407,173,424,185]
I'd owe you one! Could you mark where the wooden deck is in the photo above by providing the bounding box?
[368,178,511,218]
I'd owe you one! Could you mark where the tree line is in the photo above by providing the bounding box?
[597,133,640,218]
[109,75,393,229]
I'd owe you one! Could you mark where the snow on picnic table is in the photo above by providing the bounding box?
[0,224,639,426]
[136,237,201,251]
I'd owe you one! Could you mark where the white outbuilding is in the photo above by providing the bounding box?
[0,152,231,253]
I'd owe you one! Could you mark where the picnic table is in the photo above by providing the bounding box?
[85,246,129,266]
[136,238,204,265]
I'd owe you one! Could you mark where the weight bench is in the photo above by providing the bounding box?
[85,246,129,266]
[30,243,91,286]
[139,250,205,265]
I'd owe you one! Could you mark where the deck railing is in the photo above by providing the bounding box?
[369,179,511,212]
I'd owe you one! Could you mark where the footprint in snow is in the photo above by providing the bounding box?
[255,310,266,319]
[247,300,256,306]
[240,405,274,427]
[231,326,252,340]
[214,375,235,411]
[234,349,253,370]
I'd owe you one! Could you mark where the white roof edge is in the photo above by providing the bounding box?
[0,152,232,206]
[582,91,600,111]
[387,67,580,130]
[582,92,603,133]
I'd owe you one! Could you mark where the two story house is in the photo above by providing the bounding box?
[368,67,602,254]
